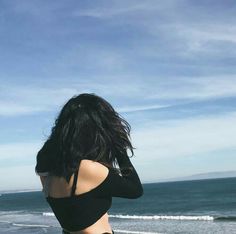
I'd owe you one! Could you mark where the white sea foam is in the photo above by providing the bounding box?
[114,230,163,234]
[0,220,11,224]
[12,223,50,228]
[43,212,214,221]
[42,212,55,217]
[0,220,50,228]
[109,214,214,221]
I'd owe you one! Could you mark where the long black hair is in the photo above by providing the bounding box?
[35,93,135,183]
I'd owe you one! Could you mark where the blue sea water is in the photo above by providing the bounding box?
[0,177,236,234]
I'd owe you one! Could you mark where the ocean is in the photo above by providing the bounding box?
[0,177,236,234]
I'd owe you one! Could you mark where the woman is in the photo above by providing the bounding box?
[35,93,143,234]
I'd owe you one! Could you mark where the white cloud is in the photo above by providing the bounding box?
[0,101,47,116]
[73,2,166,19]
[0,84,84,116]
[146,75,236,101]
[0,141,44,191]
[0,73,235,117]
[174,24,236,54]
[74,5,141,18]
[0,141,41,160]
[0,165,41,191]
[117,104,170,113]
[132,111,236,160]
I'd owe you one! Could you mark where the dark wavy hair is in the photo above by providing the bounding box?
[35,93,135,183]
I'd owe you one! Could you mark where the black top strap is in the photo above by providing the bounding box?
[71,170,79,196]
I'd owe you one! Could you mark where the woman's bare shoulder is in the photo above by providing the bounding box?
[79,159,109,184]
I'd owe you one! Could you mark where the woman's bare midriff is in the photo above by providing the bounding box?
[64,212,113,234]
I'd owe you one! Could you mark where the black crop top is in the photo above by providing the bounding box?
[45,155,143,232]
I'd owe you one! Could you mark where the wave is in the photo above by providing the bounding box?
[0,220,50,228]
[42,212,55,216]
[114,230,162,234]
[214,216,236,221]
[0,220,11,224]
[12,223,50,228]
[42,212,214,220]
[110,214,236,221]
[43,212,236,222]
[109,214,214,221]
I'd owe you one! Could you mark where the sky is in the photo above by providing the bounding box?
[0,0,236,191]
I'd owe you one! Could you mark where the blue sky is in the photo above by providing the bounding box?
[0,0,236,191]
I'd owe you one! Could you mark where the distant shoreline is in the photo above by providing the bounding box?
[144,175,236,184]
[0,189,41,194]
[1,175,236,193]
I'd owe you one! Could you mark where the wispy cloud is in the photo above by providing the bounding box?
[171,24,236,55]
[0,141,41,161]
[1,73,235,117]
[117,104,170,113]
[0,165,40,191]
[133,111,236,160]
[131,110,236,181]
[73,4,147,18]
[146,75,236,101]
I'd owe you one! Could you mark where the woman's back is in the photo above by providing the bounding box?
[44,159,109,198]
[41,159,113,233]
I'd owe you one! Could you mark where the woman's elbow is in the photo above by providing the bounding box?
[130,184,144,199]
[136,184,144,198]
